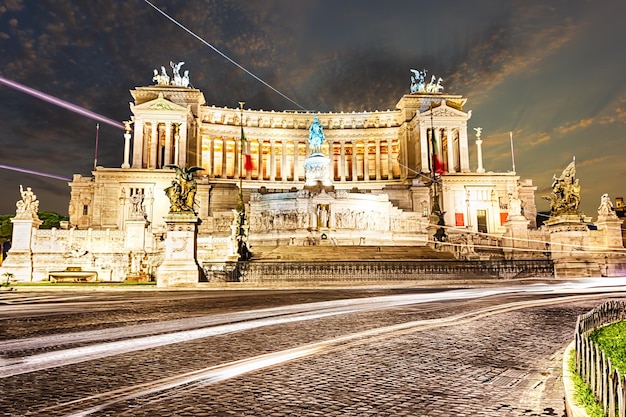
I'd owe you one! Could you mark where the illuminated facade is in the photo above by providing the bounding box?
[69,82,537,243]
[5,72,625,285]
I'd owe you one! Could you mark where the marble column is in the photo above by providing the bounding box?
[173,132,180,169]
[446,127,455,173]
[340,140,346,181]
[131,120,144,168]
[351,140,358,182]
[150,122,158,169]
[387,138,394,179]
[282,139,288,180]
[363,140,369,180]
[420,125,429,173]
[208,137,215,177]
[179,122,188,167]
[476,137,485,174]
[164,123,172,167]
[221,137,228,177]
[234,137,240,179]
[269,140,276,181]
[375,139,381,180]
[293,139,299,182]
[459,126,470,172]
[327,140,334,180]
[122,130,131,169]
[257,139,264,179]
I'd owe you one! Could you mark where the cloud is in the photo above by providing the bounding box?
[554,117,593,135]
[576,155,610,169]
[528,132,552,147]
[599,94,626,125]
[447,3,576,104]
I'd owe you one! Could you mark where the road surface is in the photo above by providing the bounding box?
[1,279,625,416]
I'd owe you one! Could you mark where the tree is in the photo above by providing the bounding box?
[38,211,69,230]
[0,211,69,242]
[0,214,13,242]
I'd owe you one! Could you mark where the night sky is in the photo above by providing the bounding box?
[1,0,625,218]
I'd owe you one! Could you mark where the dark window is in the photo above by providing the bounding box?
[476,210,487,233]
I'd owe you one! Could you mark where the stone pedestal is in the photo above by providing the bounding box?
[3,218,42,281]
[544,215,599,278]
[124,219,149,280]
[503,214,530,259]
[595,215,624,249]
[304,153,332,187]
[125,219,148,251]
[156,213,201,287]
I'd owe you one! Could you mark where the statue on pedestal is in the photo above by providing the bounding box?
[15,185,39,219]
[598,193,617,217]
[308,115,326,155]
[543,158,581,216]
[304,115,333,188]
[164,165,204,214]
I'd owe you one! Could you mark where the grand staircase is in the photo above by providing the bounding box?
[249,245,456,261]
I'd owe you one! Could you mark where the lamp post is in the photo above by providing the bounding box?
[428,102,446,244]
[235,102,251,261]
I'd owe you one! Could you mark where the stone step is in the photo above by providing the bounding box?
[249,245,456,261]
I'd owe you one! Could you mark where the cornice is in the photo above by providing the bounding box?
[198,106,402,130]
[199,124,400,141]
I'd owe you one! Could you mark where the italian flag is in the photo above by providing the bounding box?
[431,129,444,175]
[241,124,254,172]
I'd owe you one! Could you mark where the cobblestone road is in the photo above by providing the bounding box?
[1,285,624,416]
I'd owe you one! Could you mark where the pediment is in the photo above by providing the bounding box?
[132,93,188,112]
[424,100,468,118]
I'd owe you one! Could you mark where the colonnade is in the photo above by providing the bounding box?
[131,120,187,169]
[419,126,470,174]
[202,136,401,182]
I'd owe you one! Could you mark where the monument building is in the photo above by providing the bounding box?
[2,65,623,285]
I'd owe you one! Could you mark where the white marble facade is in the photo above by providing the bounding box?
[18,76,625,283]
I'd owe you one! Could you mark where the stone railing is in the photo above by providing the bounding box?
[574,301,626,416]
[33,228,126,253]
[202,259,554,285]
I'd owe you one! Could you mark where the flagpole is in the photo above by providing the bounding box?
[428,100,446,243]
[235,101,251,261]
[238,101,245,203]
[509,131,516,173]
[93,123,100,171]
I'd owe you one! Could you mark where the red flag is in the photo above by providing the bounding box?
[431,129,444,175]
[241,125,254,172]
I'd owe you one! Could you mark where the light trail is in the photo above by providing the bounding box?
[0,309,351,378]
[2,278,625,379]
[0,75,124,130]
[0,164,72,182]
[34,289,626,417]
[143,0,310,112]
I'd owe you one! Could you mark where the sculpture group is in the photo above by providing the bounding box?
[410,69,444,93]
[164,165,204,214]
[544,158,581,216]
[153,61,190,87]
[15,184,39,218]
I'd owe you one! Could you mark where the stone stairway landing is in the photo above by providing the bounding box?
[249,245,456,261]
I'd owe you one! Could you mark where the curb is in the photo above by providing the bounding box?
[562,340,589,417]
